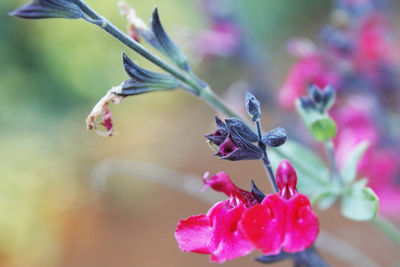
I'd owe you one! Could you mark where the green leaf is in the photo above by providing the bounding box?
[295,99,337,141]
[310,176,342,209]
[309,117,337,141]
[341,179,379,221]
[340,141,369,184]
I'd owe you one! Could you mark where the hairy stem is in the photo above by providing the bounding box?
[75,0,203,93]
[256,120,278,192]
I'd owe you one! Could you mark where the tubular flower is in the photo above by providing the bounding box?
[175,172,258,263]
[239,160,319,255]
[175,161,320,263]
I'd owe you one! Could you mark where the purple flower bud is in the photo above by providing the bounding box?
[262,127,287,147]
[245,91,261,121]
[204,116,228,146]
[217,134,263,161]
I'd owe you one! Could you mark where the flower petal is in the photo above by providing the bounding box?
[239,194,285,255]
[175,214,213,254]
[208,200,254,263]
[283,194,319,253]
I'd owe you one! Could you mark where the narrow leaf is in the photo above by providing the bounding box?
[150,8,190,71]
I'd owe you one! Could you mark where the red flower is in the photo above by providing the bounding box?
[175,173,257,263]
[175,161,319,263]
[239,160,319,254]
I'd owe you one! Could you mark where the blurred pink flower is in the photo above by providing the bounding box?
[354,14,399,83]
[192,22,241,57]
[333,99,379,170]
[278,39,340,109]
[361,149,400,219]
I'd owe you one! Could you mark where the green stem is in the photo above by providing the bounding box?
[372,215,400,248]
[74,0,203,93]
[256,120,278,192]
[324,140,343,187]
[198,87,242,118]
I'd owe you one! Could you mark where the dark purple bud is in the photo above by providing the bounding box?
[245,91,261,121]
[225,118,258,142]
[251,180,265,203]
[204,130,226,146]
[215,116,228,135]
[308,84,323,103]
[256,251,292,263]
[204,116,228,146]
[262,127,287,147]
[218,136,239,157]
[299,96,316,112]
[150,8,190,71]
[9,0,83,20]
[217,135,263,161]
[322,85,335,111]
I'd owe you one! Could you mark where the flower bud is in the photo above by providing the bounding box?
[245,91,261,121]
[276,160,298,199]
[262,127,287,147]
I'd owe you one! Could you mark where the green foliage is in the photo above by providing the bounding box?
[270,139,379,220]
[341,179,379,221]
[296,99,337,141]
[269,140,335,199]
[340,141,369,184]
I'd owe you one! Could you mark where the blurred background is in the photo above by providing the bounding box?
[1,0,400,266]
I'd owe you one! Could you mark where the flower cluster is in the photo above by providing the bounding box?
[175,160,319,263]
[279,0,400,220]
[278,0,399,109]
[333,100,400,218]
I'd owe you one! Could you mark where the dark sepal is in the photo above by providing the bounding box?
[293,247,330,267]
[120,53,179,96]
[256,247,329,267]
[225,118,258,142]
[321,85,335,111]
[262,127,287,147]
[256,251,292,264]
[245,91,261,121]
[150,8,190,71]
[215,116,228,135]
[251,180,266,202]
[308,84,323,103]
[204,133,226,146]
[204,116,228,146]
[219,131,263,161]
[299,96,317,112]
[9,0,83,19]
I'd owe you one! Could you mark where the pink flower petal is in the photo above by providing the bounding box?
[175,214,213,254]
[283,194,319,253]
[207,200,254,263]
[239,194,285,255]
